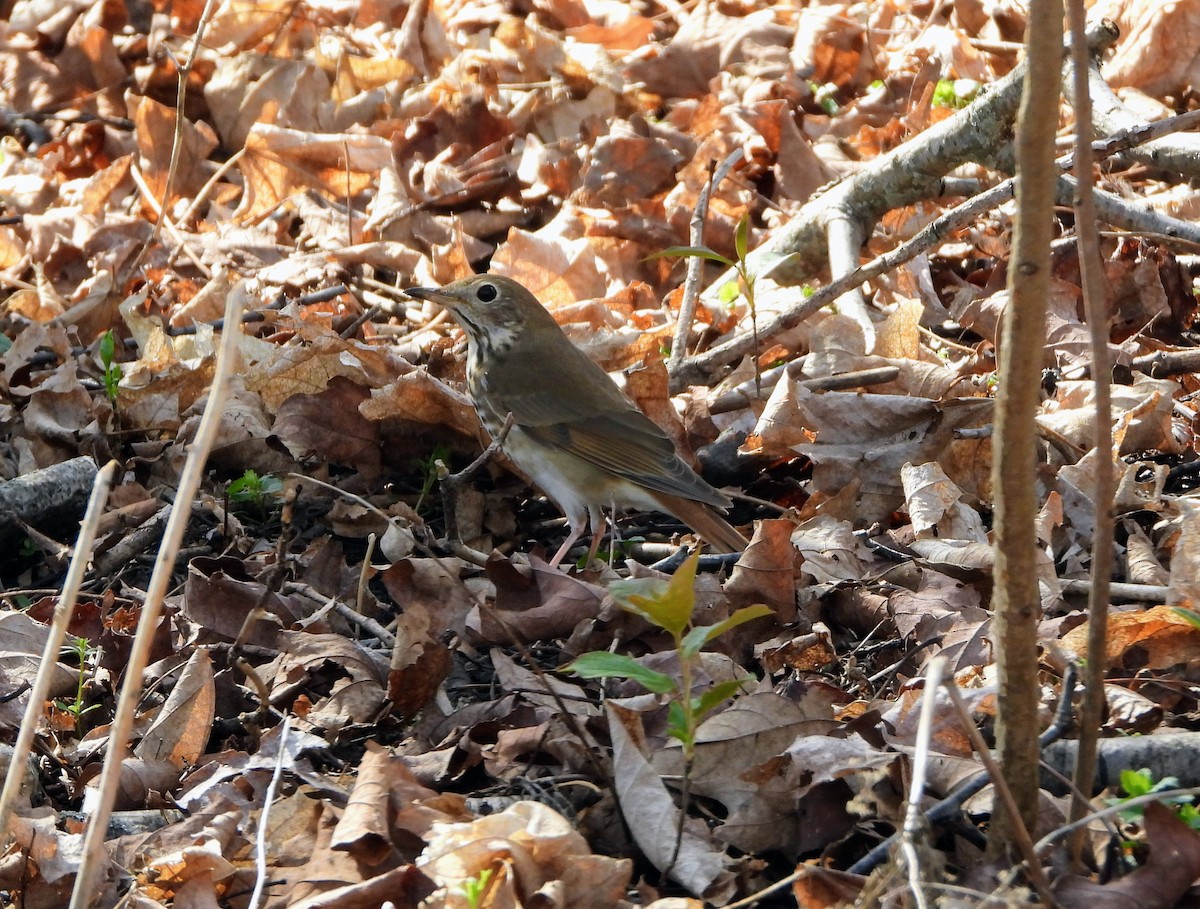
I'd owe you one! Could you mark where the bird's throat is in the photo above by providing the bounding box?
[465,334,517,433]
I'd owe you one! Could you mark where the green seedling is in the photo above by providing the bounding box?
[226,470,284,519]
[414,444,452,515]
[1112,767,1200,832]
[932,78,980,110]
[568,549,770,760]
[568,550,769,874]
[98,330,121,405]
[455,867,495,909]
[653,213,766,394]
[55,636,101,734]
[808,80,841,115]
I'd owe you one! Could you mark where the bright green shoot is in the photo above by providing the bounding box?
[98,330,121,404]
[567,549,770,759]
[56,636,101,734]
[808,80,841,115]
[1173,607,1200,633]
[414,444,452,515]
[455,867,495,909]
[1113,767,1200,830]
[226,470,284,520]
[932,78,980,110]
[653,213,765,395]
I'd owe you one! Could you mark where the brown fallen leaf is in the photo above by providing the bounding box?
[1055,801,1200,909]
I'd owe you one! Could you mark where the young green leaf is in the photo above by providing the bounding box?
[692,679,750,720]
[610,549,701,638]
[567,652,677,694]
[734,214,750,263]
[648,246,736,268]
[666,700,690,746]
[680,604,773,658]
[1173,607,1200,632]
[99,331,116,366]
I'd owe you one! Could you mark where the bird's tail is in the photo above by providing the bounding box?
[658,495,750,554]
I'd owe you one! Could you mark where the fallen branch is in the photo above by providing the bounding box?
[671,20,1200,390]
[1087,61,1200,178]
[672,76,1200,391]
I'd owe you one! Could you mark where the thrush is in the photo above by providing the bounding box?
[405,275,749,566]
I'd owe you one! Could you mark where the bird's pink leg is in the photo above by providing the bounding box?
[584,507,608,567]
[550,510,587,567]
[550,506,607,568]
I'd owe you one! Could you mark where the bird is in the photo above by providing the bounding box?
[405,274,749,567]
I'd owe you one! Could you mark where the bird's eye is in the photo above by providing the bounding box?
[475,283,498,303]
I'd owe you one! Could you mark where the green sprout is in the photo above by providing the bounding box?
[55,636,101,734]
[566,551,770,874]
[227,470,284,519]
[455,867,495,909]
[932,78,980,110]
[568,550,769,760]
[808,80,841,115]
[98,330,121,404]
[414,444,452,515]
[652,213,766,394]
[1111,767,1200,844]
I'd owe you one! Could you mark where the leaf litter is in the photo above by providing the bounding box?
[1,0,1200,906]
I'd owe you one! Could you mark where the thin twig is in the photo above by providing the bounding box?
[247,716,291,909]
[1065,0,1114,864]
[1035,783,1200,859]
[898,656,946,909]
[674,87,1200,390]
[943,679,1058,907]
[139,0,220,263]
[849,664,1078,876]
[128,163,211,276]
[174,147,247,230]
[0,461,117,840]
[438,412,515,548]
[668,148,745,374]
[717,868,807,909]
[69,282,248,909]
[1059,579,1167,601]
[446,412,514,486]
[478,606,612,787]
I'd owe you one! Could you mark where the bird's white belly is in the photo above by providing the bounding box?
[500,425,663,527]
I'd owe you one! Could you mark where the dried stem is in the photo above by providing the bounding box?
[1065,0,1115,864]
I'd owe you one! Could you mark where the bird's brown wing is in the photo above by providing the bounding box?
[505,397,747,551]
[484,335,732,507]
[483,333,639,421]
[496,391,731,508]
[527,410,732,508]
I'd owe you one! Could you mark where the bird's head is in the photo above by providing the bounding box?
[405,275,555,352]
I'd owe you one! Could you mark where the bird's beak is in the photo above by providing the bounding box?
[404,286,456,306]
